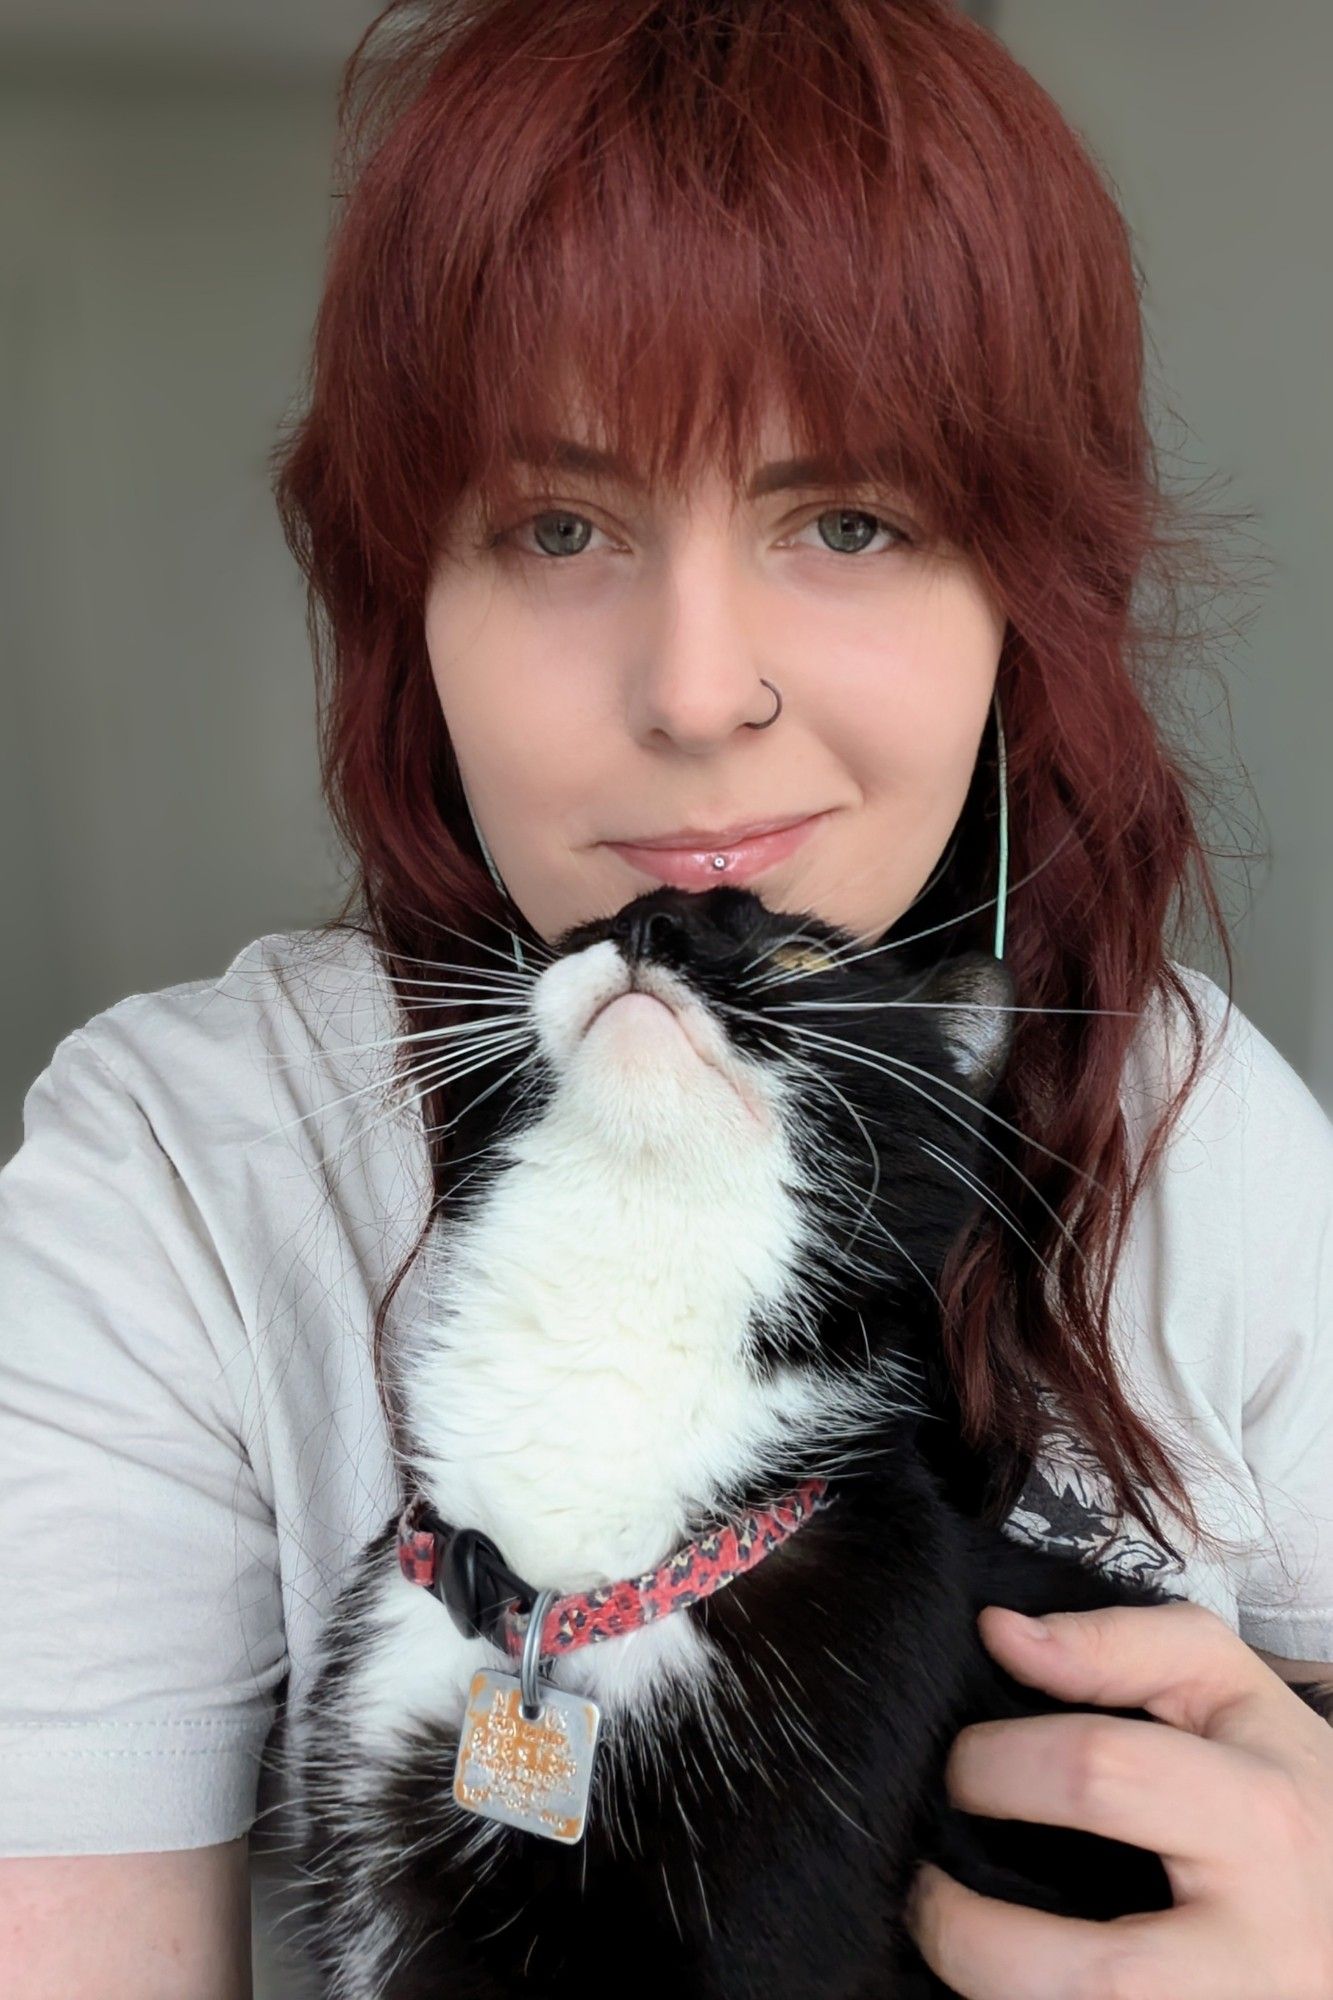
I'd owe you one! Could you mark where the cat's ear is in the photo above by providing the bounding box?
[926,953,1015,1097]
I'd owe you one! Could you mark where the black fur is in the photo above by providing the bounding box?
[294,885,1180,1996]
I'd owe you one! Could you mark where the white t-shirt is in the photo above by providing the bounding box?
[3,925,1331,1920]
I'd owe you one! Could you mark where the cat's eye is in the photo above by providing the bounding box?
[768,943,836,975]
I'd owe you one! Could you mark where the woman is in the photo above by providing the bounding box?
[2,3,1330,1995]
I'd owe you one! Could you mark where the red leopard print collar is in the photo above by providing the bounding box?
[396,1477,831,1659]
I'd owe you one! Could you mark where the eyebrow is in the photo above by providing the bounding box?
[505,435,889,500]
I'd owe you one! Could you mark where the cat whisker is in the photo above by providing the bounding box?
[246,1028,534,1151]
[767,1036,883,1239]
[398,901,558,971]
[388,970,535,1000]
[285,1009,532,1071]
[766,998,1144,1019]
[387,983,533,1005]
[382,946,537,984]
[690,1849,715,1939]
[369,1009,534,1053]
[252,1029,538,1195]
[806,1146,944,1312]
[739,828,1079,995]
[257,980,532,1079]
[779,1021,1090,1270]
[744,1025,945,1312]
[417,1067,545,1164]
[919,1136,1058,1284]
[771,1013,1106,1196]
[431,1044,545,1135]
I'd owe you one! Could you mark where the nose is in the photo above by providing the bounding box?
[630,514,773,748]
[609,902,689,967]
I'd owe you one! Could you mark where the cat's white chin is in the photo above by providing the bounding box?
[541,940,773,1142]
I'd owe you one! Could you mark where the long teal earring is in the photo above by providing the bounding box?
[992,687,1009,964]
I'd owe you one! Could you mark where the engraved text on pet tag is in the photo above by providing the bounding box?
[453,1667,601,1843]
[452,1589,601,1844]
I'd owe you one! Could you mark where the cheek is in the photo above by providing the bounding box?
[426,580,576,788]
[826,580,1002,792]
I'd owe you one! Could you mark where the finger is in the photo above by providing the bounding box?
[907,1861,1233,2000]
[976,1601,1322,1759]
[945,1707,1265,1893]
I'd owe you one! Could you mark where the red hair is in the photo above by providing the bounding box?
[273,0,1258,1563]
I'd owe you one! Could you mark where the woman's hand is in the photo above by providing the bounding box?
[903,1599,1333,1999]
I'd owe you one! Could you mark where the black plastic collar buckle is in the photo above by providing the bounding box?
[436,1525,537,1645]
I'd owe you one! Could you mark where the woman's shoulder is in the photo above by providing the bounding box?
[1115,959,1331,1364]
[70,922,389,1069]
[28,923,415,1192]
[58,923,387,1102]
[1114,958,1332,1493]
[1125,959,1331,1177]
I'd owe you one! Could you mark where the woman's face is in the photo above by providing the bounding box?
[424,403,1006,949]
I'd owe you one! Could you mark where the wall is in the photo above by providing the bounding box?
[0,63,348,1161]
[992,0,1333,1105]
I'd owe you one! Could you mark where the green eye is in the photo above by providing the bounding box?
[769,943,835,975]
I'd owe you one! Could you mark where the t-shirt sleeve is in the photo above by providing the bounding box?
[0,1028,286,1854]
[1228,1002,1333,1666]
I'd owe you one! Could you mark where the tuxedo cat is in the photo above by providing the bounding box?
[289,884,1178,1999]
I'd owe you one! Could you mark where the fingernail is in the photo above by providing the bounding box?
[1006,1609,1053,1639]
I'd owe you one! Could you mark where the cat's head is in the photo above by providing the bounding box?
[488,883,1014,1323]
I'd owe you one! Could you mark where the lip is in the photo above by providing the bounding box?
[604,811,828,890]
[615,812,818,849]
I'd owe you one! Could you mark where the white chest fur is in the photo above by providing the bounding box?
[369,1146,820,1740]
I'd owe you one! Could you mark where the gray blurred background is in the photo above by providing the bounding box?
[0,0,1329,1989]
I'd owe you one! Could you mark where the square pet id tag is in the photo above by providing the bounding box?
[452,1592,602,1844]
